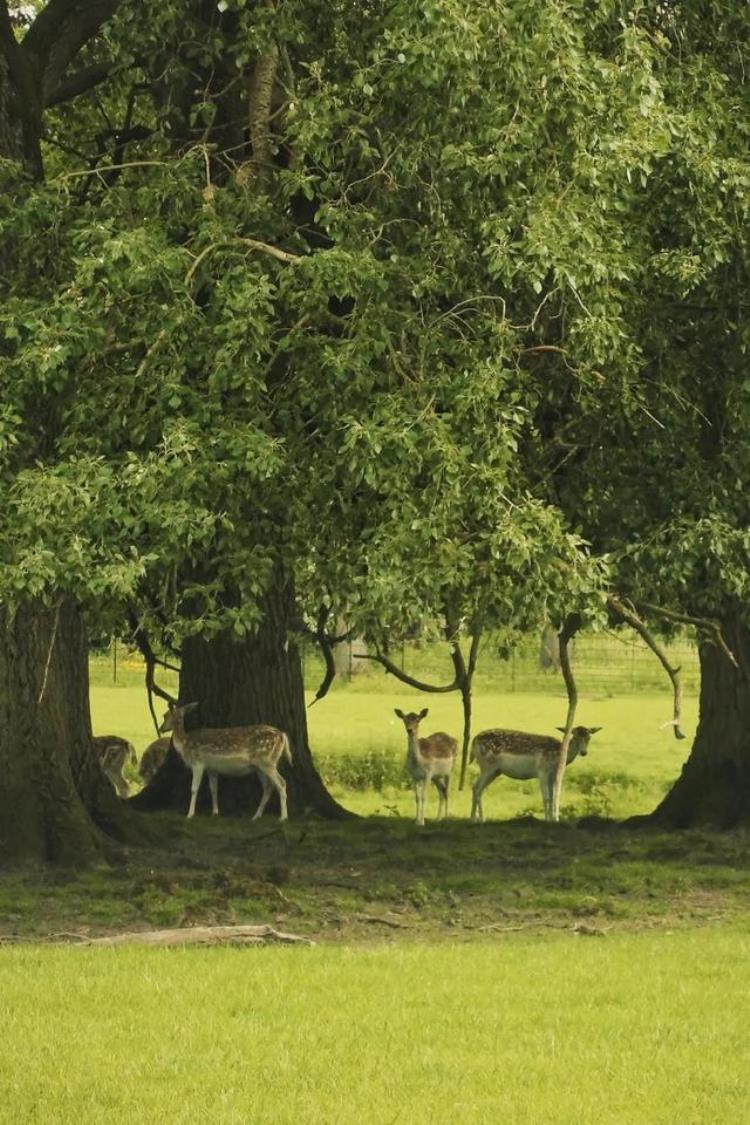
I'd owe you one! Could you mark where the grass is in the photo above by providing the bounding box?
[0,646,742,1122]
[91,670,697,821]
[1,930,749,1124]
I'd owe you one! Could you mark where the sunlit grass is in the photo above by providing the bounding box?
[1,929,748,1124]
[90,667,696,820]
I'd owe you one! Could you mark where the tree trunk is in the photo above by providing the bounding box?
[133,572,350,819]
[654,615,750,828]
[0,599,120,863]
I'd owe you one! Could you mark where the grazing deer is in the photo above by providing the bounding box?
[93,735,137,799]
[159,702,292,821]
[395,707,457,826]
[139,736,171,786]
[470,725,601,823]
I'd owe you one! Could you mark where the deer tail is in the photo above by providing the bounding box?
[282,732,293,764]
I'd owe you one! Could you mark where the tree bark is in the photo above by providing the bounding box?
[0,599,120,863]
[133,572,350,819]
[653,614,750,827]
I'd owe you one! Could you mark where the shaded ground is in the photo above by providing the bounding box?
[1,814,749,944]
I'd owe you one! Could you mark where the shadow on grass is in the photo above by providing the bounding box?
[2,812,749,943]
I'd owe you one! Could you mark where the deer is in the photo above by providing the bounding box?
[138,735,171,786]
[470,725,601,823]
[93,735,137,799]
[395,707,458,826]
[159,702,292,821]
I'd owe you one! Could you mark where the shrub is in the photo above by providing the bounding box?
[316,749,407,791]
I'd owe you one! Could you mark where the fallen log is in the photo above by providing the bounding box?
[84,924,314,947]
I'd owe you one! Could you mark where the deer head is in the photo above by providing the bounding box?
[160,701,199,734]
[394,707,429,735]
[556,725,602,757]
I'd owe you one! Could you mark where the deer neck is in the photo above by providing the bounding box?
[564,738,581,765]
[170,717,189,759]
[406,730,426,769]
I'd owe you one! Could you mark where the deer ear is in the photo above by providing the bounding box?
[184,701,199,714]
[419,708,429,719]
[588,726,602,734]
[556,726,565,733]
[394,708,405,719]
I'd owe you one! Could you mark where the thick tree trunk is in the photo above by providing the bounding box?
[133,573,350,819]
[0,599,121,863]
[654,615,750,827]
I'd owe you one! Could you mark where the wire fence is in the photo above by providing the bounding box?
[308,630,702,697]
[96,630,702,698]
[492,632,701,696]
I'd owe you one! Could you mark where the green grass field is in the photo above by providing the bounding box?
[90,662,696,821]
[4,650,746,1124]
[2,930,749,1124]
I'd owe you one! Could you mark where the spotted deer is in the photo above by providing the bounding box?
[93,735,137,798]
[395,708,457,826]
[470,725,601,823]
[139,736,171,786]
[159,702,292,820]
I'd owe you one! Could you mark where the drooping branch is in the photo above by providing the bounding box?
[457,622,483,790]
[127,610,178,736]
[185,237,301,284]
[291,605,353,707]
[636,601,738,669]
[552,612,581,819]
[608,595,686,740]
[355,650,460,694]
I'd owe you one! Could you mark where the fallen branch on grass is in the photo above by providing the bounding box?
[83,924,314,947]
[356,913,409,929]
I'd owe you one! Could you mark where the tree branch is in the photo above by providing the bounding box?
[44,59,115,106]
[307,605,336,708]
[127,610,178,735]
[553,613,582,819]
[355,651,460,694]
[237,40,279,187]
[608,595,686,740]
[185,237,301,284]
[21,0,122,105]
[636,601,738,669]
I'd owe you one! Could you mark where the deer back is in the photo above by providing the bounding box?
[418,732,458,761]
[139,736,171,784]
[472,729,561,765]
[175,724,290,770]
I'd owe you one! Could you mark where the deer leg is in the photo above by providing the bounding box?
[208,771,220,816]
[539,766,554,822]
[418,776,429,826]
[252,772,274,820]
[436,777,446,820]
[434,776,449,819]
[471,770,493,822]
[552,767,563,822]
[187,762,205,818]
[268,767,288,821]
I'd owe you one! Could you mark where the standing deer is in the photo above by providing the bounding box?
[470,725,601,823]
[395,707,457,826]
[139,736,171,786]
[93,735,137,798]
[159,702,292,821]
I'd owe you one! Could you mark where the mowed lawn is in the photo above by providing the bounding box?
[91,671,696,820]
[1,929,748,1125]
